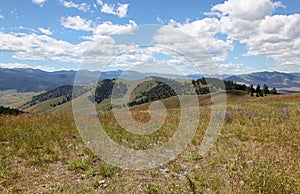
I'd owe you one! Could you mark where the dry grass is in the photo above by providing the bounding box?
[0,93,299,193]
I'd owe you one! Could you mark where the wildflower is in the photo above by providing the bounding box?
[224,112,233,123]
[214,112,233,123]
[245,110,255,119]
[280,108,291,117]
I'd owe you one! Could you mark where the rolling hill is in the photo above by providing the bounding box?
[19,76,250,114]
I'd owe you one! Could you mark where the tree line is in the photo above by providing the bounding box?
[0,106,25,115]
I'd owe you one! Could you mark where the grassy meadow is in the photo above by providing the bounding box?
[0,93,299,193]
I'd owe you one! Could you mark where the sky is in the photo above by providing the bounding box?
[0,0,300,75]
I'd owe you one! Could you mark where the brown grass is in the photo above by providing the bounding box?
[0,93,299,193]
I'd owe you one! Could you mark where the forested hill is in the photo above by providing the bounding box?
[17,76,278,113]
[20,85,89,109]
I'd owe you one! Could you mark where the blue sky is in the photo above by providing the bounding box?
[0,0,300,74]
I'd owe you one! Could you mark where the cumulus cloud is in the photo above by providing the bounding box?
[0,14,4,19]
[60,15,137,35]
[38,27,52,35]
[0,29,129,66]
[210,0,284,21]
[96,0,129,18]
[164,18,232,62]
[244,14,300,66]
[202,0,300,68]
[151,26,223,74]
[61,16,93,31]
[0,31,81,62]
[32,0,47,6]
[60,0,90,12]
[93,20,137,35]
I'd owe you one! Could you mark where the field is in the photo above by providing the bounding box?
[0,93,299,193]
[0,90,40,108]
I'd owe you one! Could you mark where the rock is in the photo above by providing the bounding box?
[239,180,245,186]
[160,168,170,174]
[246,160,254,167]
[67,143,75,149]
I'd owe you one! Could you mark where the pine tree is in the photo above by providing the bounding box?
[250,84,254,96]
[256,84,261,94]
[270,87,278,94]
[263,84,269,95]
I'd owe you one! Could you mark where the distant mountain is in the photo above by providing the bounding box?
[225,71,300,92]
[0,68,74,92]
[0,68,186,92]
[1,68,300,92]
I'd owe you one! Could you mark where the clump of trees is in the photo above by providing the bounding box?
[192,77,248,94]
[0,106,25,115]
[19,85,88,109]
[89,79,128,103]
[248,84,277,97]
[129,81,176,106]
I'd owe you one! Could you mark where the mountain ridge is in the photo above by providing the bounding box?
[1,68,300,92]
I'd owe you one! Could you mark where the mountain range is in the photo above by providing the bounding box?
[1,68,299,92]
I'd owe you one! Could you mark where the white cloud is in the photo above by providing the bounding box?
[0,29,128,66]
[99,2,129,18]
[0,63,57,72]
[61,16,93,31]
[60,15,137,35]
[202,0,300,70]
[151,26,223,74]
[244,14,300,66]
[93,20,137,35]
[0,32,80,62]
[38,27,52,35]
[60,0,90,12]
[219,62,242,69]
[164,18,232,62]
[0,63,31,69]
[33,65,55,72]
[96,0,103,5]
[32,0,47,6]
[0,14,4,19]
[210,0,284,21]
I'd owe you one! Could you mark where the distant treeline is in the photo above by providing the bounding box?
[0,106,25,115]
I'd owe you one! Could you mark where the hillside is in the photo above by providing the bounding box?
[1,93,299,193]
[19,76,265,114]
[21,77,189,114]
